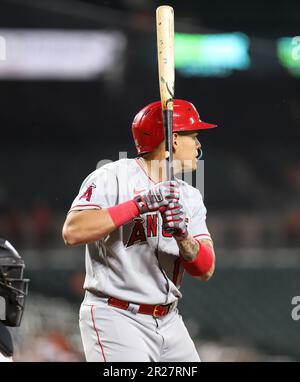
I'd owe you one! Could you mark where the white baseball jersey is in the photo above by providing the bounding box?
[69,158,211,306]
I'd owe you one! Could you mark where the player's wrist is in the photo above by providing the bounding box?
[133,194,149,214]
[176,235,198,261]
[173,228,189,241]
[108,200,139,228]
[180,239,214,277]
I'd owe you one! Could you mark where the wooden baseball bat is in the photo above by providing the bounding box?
[156,5,175,180]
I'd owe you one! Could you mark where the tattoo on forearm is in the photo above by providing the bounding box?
[177,236,199,261]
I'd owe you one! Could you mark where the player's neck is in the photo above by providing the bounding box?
[140,155,167,183]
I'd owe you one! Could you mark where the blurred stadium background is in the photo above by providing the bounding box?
[0,0,299,361]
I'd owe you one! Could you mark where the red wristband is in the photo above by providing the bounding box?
[108,200,139,228]
[180,239,214,277]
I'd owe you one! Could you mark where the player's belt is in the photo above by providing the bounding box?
[107,297,177,318]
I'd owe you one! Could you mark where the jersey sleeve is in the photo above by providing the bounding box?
[68,167,118,212]
[188,190,212,241]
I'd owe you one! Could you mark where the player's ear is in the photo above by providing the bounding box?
[172,133,178,151]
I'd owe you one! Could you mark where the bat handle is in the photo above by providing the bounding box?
[163,109,174,181]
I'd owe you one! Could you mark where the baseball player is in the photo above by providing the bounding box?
[63,99,217,362]
[0,238,29,362]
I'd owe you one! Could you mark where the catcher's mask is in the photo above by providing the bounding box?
[0,238,29,327]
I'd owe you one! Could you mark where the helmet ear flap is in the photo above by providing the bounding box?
[132,101,164,155]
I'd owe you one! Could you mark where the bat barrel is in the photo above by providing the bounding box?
[156,5,175,181]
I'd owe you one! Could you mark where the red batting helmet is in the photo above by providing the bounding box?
[132,99,217,155]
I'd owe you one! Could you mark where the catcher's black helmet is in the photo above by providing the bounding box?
[0,238,29,327]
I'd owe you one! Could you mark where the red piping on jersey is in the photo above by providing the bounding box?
[193,233,211,239]
[90,305,107,362]
[69,204,102,211]
[134,158,158,185]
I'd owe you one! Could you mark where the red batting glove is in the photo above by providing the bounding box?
[161,201,188,241]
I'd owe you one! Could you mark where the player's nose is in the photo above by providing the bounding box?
[195,138,201,150]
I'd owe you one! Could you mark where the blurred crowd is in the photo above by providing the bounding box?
[11,294,84,362]
[0,200,63,250]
